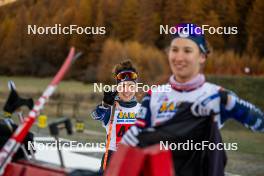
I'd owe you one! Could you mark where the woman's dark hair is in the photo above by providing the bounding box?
[113,60,137,76]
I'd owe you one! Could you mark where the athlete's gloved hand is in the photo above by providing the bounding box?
[103,90,117,106]
[121,126,141,147]
[191,93,221,117]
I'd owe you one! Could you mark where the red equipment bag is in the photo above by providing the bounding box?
[105,144,175,176]
[3,160,67,176]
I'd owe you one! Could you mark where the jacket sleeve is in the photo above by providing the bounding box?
[135,92,152,128]
[220,92,264,132]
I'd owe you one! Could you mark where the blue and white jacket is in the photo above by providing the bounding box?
[135,82,264,132]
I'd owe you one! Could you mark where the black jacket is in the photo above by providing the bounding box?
[137,102,227,176]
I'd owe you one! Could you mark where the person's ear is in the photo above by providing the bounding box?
[199,53,206,64]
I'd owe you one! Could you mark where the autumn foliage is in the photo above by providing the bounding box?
[0,0,263,83]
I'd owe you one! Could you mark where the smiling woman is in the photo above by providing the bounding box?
[89,60,141,175]
[168,38,206,83]
[121,23,264,176]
